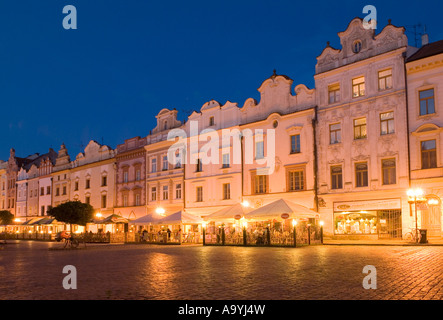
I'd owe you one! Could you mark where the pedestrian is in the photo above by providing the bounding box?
[167,228,171,241]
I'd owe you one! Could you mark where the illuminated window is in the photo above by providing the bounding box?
[380,112,394,135]
[354,118,367,139]
[328,83,340,104]
[288,170,304,191]
[352,76,365,98]
[378,69,392,90]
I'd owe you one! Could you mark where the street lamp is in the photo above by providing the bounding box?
[242,220,247,246]
[292,219,297,248]
[407,188,426,243]
[202,222,206,246]
[319,220,324,244]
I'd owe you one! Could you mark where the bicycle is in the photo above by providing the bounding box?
[55,231,79,249]
[403,228,422,242]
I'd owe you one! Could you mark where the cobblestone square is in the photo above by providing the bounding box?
[0,241,442,300]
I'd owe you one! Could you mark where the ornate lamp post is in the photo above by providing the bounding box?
[319,220,324,244]
[292,219,297,248]
[202,222,206,246]
[407,188,426,243]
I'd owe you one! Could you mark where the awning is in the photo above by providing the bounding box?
[94,214,129,224]
[244,198,317,220]
[21,218,44,225]
[130,211,202,225]
[203,203,252,222]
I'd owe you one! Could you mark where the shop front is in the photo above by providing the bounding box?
[333,198,403,239]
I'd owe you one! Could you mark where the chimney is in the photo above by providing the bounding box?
[422,33,429,46]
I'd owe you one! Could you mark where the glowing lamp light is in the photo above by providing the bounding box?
[14,218,21,223]
[155,207,166,215]
[95,212,103,218]
[242,221,248,229]
[292,219,297,227]
[202,222,207,229]
[319,221,324,226]
[241,200,250,208]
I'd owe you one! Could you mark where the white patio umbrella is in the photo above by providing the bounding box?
[244,198,317,220]
[203,203,252,222]
[130,211,202,225]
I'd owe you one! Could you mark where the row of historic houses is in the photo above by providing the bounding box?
[1,17,443,240]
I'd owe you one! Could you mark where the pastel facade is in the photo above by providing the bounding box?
[0,161,7,210]
[314,18,412,239]
[114,136,147,220]
[52,143,72,207]
[406,40,443,238]
[145,109,184,216]
[70,140,116,215]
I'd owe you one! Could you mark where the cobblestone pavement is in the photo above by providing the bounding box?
[0,241,442,300]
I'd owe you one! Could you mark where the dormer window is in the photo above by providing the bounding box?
[209,116,215,126]
[352,40,362,53]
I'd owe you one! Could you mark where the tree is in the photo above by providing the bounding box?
[0,210,14,225]
[48,201,94,231]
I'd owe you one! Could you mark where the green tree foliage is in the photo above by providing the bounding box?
[0,210,14,225]
[48,201,94,226]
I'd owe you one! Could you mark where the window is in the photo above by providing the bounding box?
[331,166,343,190]
[354,118,367,140]
[355,162,368,187]
[46,186,50,195]
[196,158,203,172]
[223,183,231,200]
[196,186,203,202]
[175,153,181,169]
[382,159,396,185]
[40,187,44,196]
[56,187,60,196]
[419,89,435,115]
[352,76,365,98]
[288,170,304,191]
[151,187,157,201]
[86,179,90,189]
[209,116,215,126]
[380,112,394,135]
[85,196,90,205]
[62,186,67,195]
[176,184,182,199]
[162,185,169,200]
[378,69,392,91]
[162,155,168,171]
[136,169,141,181]
[222,153,230,168]
[164,121,168,131]
[330,123,341,144]
[328,83,340,104]
[102,176,107,186]
[254,175,267,194]
[135,193,141,206]
[151,158,157,173]
[255,140,264,159]
[74,181,79,191]
[123,171,128,183]
[123,194,128,207]
[101,195,107,208]
[352,40,362,53]
[290,135,301,154]
[421,140,437,169]
[41,206,45,216]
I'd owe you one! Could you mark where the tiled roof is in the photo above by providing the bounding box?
[407,40,443,62]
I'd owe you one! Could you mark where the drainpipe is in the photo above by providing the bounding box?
[312,106,319,212]
[241,134,244,200]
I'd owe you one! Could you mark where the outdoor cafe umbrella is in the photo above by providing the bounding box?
[130,211,202,226]
[93,214,129,224]
[203,203,252,222]
[243,198,317,220]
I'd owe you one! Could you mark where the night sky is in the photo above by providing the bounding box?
[1,0,443,161]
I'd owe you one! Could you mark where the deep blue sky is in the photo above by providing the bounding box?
[1,0,443,161]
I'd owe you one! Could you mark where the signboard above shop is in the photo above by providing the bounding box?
[333,199,402,212]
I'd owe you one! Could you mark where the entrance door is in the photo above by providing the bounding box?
[378,210,402,239]
[421,205,442,238]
